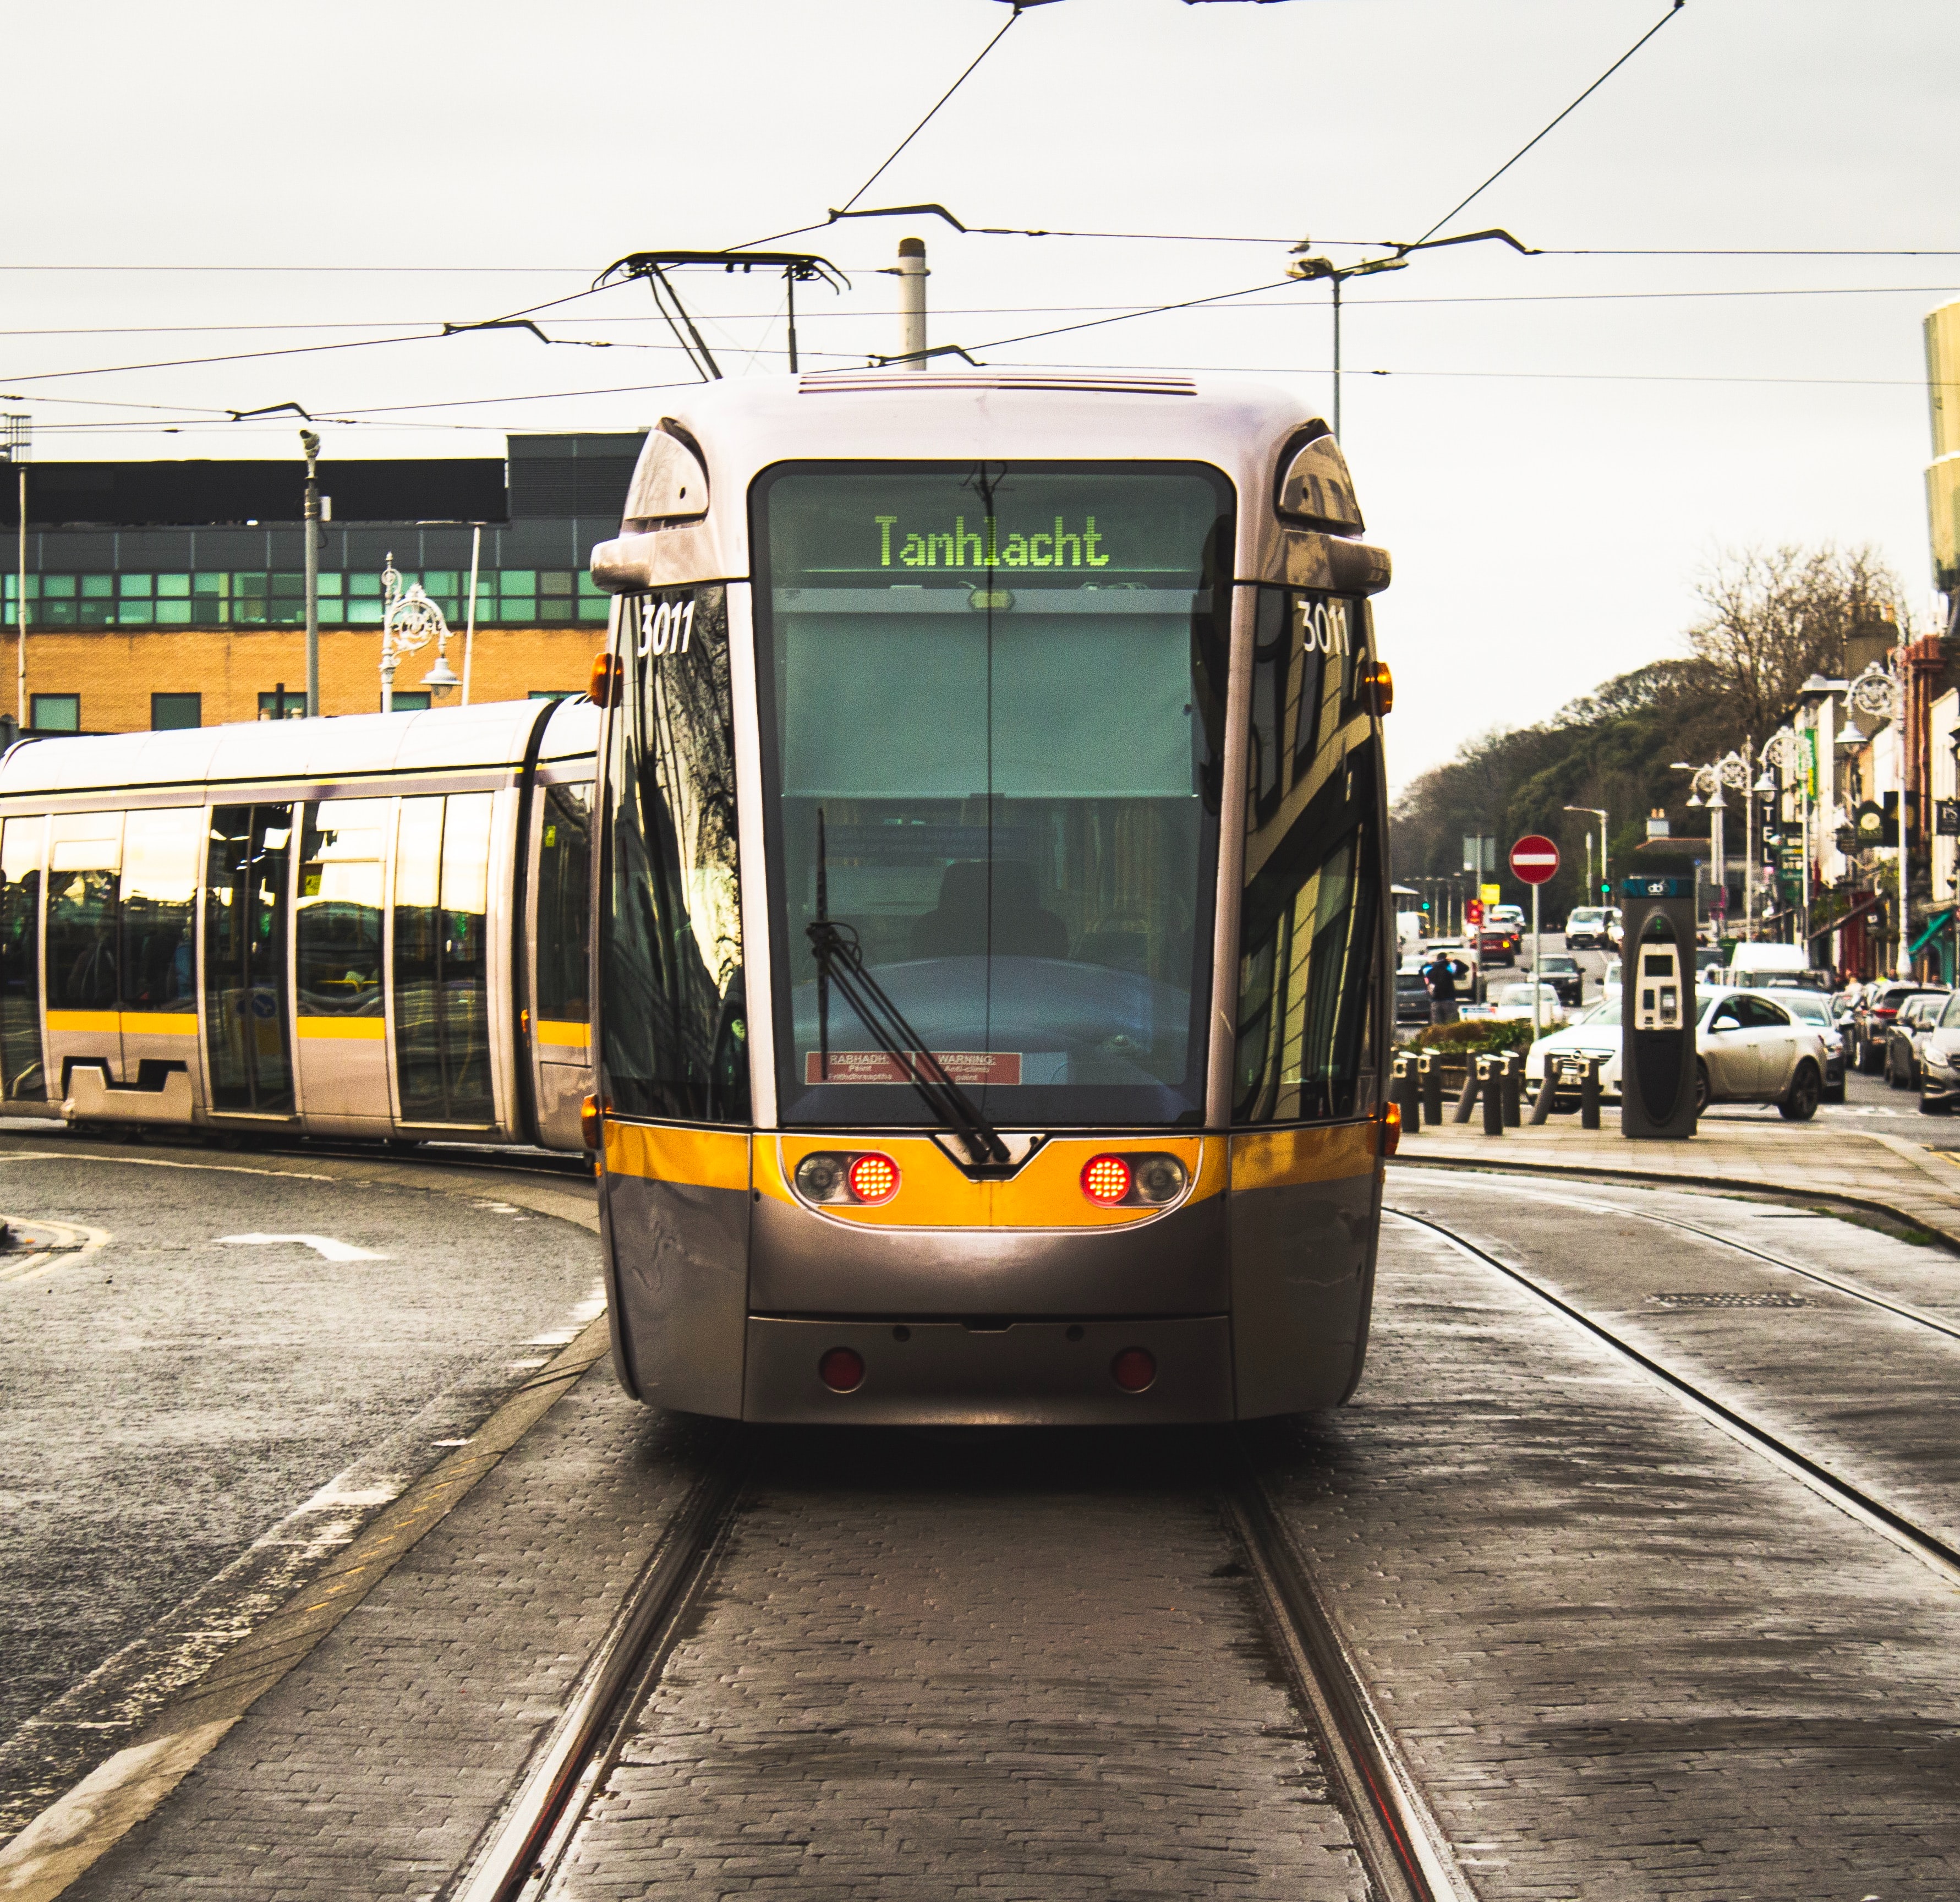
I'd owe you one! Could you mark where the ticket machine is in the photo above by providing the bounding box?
[1620,866,1699,1139]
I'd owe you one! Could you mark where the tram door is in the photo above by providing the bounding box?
[204,805,296,1116]
[294,799,391,1132]
[392,793,496,1128]
[527,780,593,1149]
[0,817,46,1103]
[43,813,124,1101]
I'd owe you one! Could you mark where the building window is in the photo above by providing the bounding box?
[152,692,202,730]
[529,689,577,701]
[258,688,306,720]
[31,693,79,733]
[388,691,432,713]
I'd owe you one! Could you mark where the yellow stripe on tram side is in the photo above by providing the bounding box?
[1230,1119,1381,1193]
[604,1121,751,1193]
[118,1013,199,1036]
[46,1010,122,1036]
[295,1016,387,1041]
[534,1019,592,1050]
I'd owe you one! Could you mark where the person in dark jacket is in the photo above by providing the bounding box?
[1421,952,1465,1025]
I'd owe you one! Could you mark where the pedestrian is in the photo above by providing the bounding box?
[1422,951,1461,1026]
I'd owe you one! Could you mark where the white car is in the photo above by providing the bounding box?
[1525,987,1828,1120]
[1490,981,1567,1026]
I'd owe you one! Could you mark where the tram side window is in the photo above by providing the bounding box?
[1234,589,1382,1124]
[298,799,388,1016]
[604,586,746,1123]
[534,782,592,1024]
[46,818,124,1013]
[204,805,297,1115]
[120,808,200,1009]
[393,792,495,1123]
[0,818,45,1100]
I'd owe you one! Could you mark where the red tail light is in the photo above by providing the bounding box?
[818,1347,865,1392]
[1111,1347,1157,1393]
[1081,1155,1132,1204]
[845,1152,900,1204]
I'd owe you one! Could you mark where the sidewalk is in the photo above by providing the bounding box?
[1392,1109,1960,1249]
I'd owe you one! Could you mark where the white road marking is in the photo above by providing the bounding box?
[0,1150,336,1179]
[217,1232,390,1262]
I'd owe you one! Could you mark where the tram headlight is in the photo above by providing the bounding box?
[1131,1155,1187,1204]
[795,1152,847,1201]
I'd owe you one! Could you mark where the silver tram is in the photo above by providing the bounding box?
[585,369,1397,1424]
[0,697,599,1151]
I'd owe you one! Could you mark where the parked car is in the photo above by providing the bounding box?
[1395,968,1434,1026]
[1479,925,1521,967]
[1491,981,1567,1026]
[1487,904,1526,931]
[1917,992,1960,1112]
[1850,983,1948,1074]
[1601,957,1623,1004]
[1778,987,1846,1102]
[1525,986,1827,1120]
[1564,906,1611,949]
[1534,950,1584,1005]
[1885,991,1950,1089]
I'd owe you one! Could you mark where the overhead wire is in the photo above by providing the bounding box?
[1414,2,1688,245]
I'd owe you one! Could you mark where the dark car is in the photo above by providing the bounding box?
[1478,926,1520,967]
[1534,951,1583,1006]
[1395,969,1433,1026]
[1853,983,1947,1074]
[1886,991,1950,1089]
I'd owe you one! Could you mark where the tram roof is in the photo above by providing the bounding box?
[0,695,598,801]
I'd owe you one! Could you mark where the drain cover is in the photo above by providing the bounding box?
[1649,1291,1809,1309]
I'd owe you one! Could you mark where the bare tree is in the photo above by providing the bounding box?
[1688,544,1912,739]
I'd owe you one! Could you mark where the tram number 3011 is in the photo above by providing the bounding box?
[636,597,697,658]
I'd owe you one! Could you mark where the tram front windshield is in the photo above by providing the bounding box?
[755,461,1231,1128]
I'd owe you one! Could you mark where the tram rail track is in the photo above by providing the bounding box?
[1387,1203,1960,1592]
[447,1424,1475,1902]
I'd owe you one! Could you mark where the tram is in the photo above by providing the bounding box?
[0,697,598,1151]
[587,369,1395,1424]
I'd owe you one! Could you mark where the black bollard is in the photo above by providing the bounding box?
[1420,1054,1443,1126]
[1452,1061,1480,1123]
[1394,1061,1421,1135]
[1580,1054,1602,1130]
[1528,1056,1557,1125]
[1480,1054,1505,1135]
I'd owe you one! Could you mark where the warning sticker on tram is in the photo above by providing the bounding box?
[806,1051,1023,1086]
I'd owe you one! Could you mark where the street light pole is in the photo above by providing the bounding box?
[300,430,321,717]
[4,415,29,732]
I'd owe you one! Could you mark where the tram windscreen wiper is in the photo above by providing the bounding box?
[805,917,1009,1167]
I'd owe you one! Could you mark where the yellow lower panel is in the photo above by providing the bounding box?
[47,1010,198,1037]
[46,1010,121,1036]
[770,1134,1207,1230]
[1230,1120,1379,1192]
[606,1120,751,1192]
[297,1016,387,1041]
[536,1019,591,1049]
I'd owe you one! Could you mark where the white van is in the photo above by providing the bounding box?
[1725,943,1828,990]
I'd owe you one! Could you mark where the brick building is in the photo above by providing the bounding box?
[0,433,639,733]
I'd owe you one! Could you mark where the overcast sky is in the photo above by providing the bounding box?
[5,0,1955,786]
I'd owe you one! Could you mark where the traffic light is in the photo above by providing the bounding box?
[1598,881,1609,897]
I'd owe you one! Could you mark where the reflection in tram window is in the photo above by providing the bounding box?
[754,464,1229,1128]
[534,782,591,1024]
[393,792,494,1123]
[604,587,746,1122]
[119,808,200,1009]
[46,816,123,1014]
[1234,586,1381,1125]
[204,805,295,1113]
[297,799,388,1016]
[0,818,45,1100]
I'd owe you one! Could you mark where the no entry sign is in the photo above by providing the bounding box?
[1509,834,1560,885]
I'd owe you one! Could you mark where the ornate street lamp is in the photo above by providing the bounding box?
[1841,657,1909,976]
[379,553,459,714]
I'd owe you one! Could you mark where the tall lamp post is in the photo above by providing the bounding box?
[1674,752,1759,939]
[300,430,321,717]
[4,414,28,732]
[378,554,460,714]
[1838,658,1908,977]
[1563,804,1609,922]
[1756,726,1808,949]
